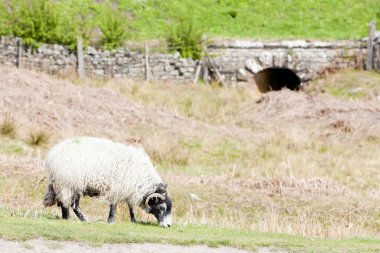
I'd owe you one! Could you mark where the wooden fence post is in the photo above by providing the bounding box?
[193,36,206,84]
[145,41,150,82]
[193,58,202,84]
[17,38,23,68]
[208,56,227,87]
[77,36,84,79]
[201,35,209,84]
[366,20,376,70]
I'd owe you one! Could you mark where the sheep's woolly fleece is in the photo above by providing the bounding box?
[45,137,162,207]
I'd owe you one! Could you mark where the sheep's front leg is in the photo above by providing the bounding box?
[72,196,88,222]
[108,204,117,224]
[58,201,70,219]
[128,204,136,223]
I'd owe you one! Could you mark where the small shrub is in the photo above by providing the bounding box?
[228,10,238,18]
[27,130,50,146]
[166,19,203,60]
[0,114,17,138]
[98,4,128,50]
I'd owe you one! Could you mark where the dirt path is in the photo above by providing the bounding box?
[0,239,258,253]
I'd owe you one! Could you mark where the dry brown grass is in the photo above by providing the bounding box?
[305,69,380,99]
[71,77,261,125]
[0,66,380,239]
[27,129,50,147]
[237,89,380,143]
[0,114,17,138]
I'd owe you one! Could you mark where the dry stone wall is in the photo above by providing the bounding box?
[0,36,378,85]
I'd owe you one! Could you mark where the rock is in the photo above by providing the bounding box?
[93,69,104,75]
[311,41,333,48]
[245,58,263,74]
[152,65,164,72]
[236,68,248,81]
[164,65,176,72]
[259,52,273,66]
[56,59,66,65]
[87,47,97,55]
[281,40,308,48]
[232,40,264,48]
[183,72,193,78]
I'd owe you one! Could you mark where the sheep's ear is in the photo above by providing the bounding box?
[157,183,167,191]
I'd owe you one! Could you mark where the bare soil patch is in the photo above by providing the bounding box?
[0,239,253,253]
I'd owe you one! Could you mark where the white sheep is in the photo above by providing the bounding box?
[43,137,172,227]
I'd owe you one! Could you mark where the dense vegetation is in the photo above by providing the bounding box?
[0,0,379,50]
[0,0,129,49]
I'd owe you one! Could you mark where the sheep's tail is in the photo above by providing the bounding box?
[43,184,57,207]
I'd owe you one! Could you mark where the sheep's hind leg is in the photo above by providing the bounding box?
[128,204,136,223]
[108,204,117,224]
[72,195,88,222]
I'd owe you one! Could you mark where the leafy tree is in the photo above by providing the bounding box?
[98,3,129,50]
[56,0,97,50]
[0,0,61,48]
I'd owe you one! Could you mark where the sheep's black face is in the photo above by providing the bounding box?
[147,195,172,227]
[145,184,172,227]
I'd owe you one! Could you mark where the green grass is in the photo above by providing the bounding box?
[0,209,379,253]
[119,0,380,40]
[0,137,26,156]
[1,0,379,49]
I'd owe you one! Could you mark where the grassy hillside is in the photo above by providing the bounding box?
[121,0,380,40]
[1,0,379,50]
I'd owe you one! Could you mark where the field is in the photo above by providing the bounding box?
[1,0,380,50]
[0,66,380,252]
[119,0,380,40]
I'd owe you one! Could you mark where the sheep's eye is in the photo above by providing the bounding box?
[159,203,167,211]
